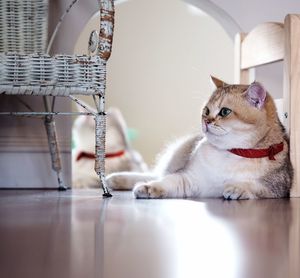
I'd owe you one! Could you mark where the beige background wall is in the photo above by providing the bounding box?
[1,0,299,186]
[74,0,234,165]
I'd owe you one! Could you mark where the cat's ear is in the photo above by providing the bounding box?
[210,75,227,89]
[245,82,267,109]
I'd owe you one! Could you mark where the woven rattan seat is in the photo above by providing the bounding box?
[0,54,106,96]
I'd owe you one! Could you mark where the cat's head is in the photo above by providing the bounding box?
[201,76,279,149]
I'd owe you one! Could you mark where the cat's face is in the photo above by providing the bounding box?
[202,77,274,149]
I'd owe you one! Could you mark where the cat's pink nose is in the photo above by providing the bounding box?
[205,119,212,125]
[203,119,210,132]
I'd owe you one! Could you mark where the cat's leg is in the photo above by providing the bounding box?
[133,173,194,199]
[155,134,201,175]
[106,172,158,190]
[223,182,274,200]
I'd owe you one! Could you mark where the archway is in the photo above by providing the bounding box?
[74,0,241,164]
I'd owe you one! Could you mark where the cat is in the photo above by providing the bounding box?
[106,76,293,199]
[72,106,147,189]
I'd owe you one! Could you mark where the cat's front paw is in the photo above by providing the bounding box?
[106,173,123,190]
[106,173,134,190]
[72,176,98,189]
[223,185,255,200]
[133,182,167,199]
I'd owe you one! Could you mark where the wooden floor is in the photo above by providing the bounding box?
[0,190,299,278]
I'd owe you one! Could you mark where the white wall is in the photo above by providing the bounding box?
[212,0,300,31]
[75,0,234,165]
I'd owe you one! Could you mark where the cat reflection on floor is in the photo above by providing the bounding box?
[72,106,147,189]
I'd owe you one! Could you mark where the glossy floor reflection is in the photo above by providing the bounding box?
[0,190,299,278]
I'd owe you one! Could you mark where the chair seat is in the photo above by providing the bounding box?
[0,0,48,54]
[0,53,106,96]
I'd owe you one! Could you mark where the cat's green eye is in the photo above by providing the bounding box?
[203,106,210,116]
[219,107,232,117]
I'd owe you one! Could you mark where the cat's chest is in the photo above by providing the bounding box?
[190,140,268,182]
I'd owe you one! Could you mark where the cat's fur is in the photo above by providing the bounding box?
[106,77,293,199]
[72,106,147,188]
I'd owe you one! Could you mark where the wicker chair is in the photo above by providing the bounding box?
[0,0,114,197]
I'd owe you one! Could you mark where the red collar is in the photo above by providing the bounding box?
[229,142,284,160]
[76,150,125,161]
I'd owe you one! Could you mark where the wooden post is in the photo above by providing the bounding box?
[234,32,255,84]
[289,200,300,275]
[284,14,300,197]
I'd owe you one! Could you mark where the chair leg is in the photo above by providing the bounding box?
[94,112,112,197]
[44,114,67,191]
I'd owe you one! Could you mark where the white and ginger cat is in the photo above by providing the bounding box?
[106,77,293,199]
[73,106,147,188]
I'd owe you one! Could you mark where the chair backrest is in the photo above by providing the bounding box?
[0,0,49,54]
[234,22,284,84]
[234,14,300,197]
